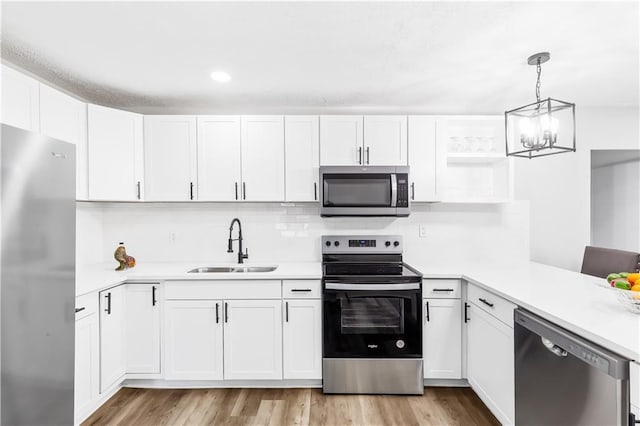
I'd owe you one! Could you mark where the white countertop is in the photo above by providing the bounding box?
[76,259,640,361]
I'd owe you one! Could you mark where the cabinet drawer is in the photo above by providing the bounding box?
[75,292,98,320]
[468,283,516,327]
[423,279,461,298]
[164,280,281,300]
[283,280,321,298]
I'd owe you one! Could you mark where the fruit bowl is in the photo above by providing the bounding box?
[616,290,640,314]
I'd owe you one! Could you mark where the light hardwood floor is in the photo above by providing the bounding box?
[83,387,500,426]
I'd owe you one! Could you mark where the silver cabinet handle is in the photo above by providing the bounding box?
[136,181,141,200]
[411,182,415,200]
[242,182,246,200]
[366,146,370,164]
[358,146,362,164]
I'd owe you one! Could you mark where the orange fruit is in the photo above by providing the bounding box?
[628,273,640,284]
[631,284,640,292]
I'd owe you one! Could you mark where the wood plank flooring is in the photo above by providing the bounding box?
[83,387,500,426]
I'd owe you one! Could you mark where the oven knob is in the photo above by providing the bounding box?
[385,241,391,247]
[334,241,340,247]
[325,241,331,247]
[396,339,405,349]
[393,241,400,247]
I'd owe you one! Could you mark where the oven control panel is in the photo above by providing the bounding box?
[322,235,403,254]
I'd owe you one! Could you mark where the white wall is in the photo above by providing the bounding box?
[591,157,640,253]
[76,201,530,268]
[515,107,640,271]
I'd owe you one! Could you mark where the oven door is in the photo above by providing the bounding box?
[323,282,422,358]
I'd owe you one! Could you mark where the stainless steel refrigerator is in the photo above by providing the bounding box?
[1,124,76,425]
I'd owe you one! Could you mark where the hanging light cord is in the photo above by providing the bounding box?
[535,58,542,104]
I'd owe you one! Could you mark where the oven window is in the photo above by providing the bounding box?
[340,297,404,334]
[323,174,391,207]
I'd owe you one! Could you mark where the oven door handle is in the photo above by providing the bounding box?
[325,283,420,291]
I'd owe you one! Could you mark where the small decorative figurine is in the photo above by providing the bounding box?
[114,242,136,271]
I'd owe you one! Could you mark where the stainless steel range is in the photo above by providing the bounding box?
[321,235,423,395]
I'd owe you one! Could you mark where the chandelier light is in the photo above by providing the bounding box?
[505,52,576,158]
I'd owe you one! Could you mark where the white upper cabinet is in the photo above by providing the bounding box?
[196,116,242,201]
[240,115,285,201]
[1,64,40,132]
[408,116,438,202]
[319,115,363,165]
[88,105,143,201]
[363,115,407,165]
[39,84,86,145]
[285,115,319,202]
[144,115,197,201]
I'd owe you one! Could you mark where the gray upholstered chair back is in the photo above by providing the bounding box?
[581,246,640,278]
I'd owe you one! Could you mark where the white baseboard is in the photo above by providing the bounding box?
[423,378,470,387]
[123,378,323,389]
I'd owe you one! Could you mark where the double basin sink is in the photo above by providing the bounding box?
[188,265,278,274]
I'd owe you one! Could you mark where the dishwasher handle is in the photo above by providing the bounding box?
[541,337,568,358]
[515,308,629,379]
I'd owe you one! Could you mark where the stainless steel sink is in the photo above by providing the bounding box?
[188,266,278,273]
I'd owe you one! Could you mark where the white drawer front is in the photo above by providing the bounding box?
[423,279,461,298]
[283,280,321,298]
[468,283,516,327]
[75,292,98,320]
[165,280,281,300]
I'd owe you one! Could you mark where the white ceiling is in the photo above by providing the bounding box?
[1,1,638,114]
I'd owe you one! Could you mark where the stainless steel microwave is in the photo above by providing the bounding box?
[319,166,410,217]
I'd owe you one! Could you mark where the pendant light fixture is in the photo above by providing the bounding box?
[505,52,576,158]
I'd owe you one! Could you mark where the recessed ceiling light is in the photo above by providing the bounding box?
[210,71,231,83]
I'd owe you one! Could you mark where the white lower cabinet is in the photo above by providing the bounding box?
[467,299,515,425]
[283,299,322,380]
[164,300,224,380]
[99,285,127,393]
[223,299,283,380]
[74,306,99,423]
[423,298,462,379]
[125,284,161,374]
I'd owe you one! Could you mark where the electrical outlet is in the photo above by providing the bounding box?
[419,225,427,238]
[170,232,176,243]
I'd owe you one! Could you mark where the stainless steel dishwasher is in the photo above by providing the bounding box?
[515,309,632,426]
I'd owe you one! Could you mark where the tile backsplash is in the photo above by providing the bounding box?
[76,201,530,267]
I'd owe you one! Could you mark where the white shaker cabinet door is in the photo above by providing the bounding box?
[283,299,322,380]
[240,115,285,201]
[408,116,438,202]
[467,303,515,425]
[285,115,320,202]
[99,286,127,393]
[223,299,283,380]
[88,104,143,201]
[319,115,363,166]
[1,64,40,132]
[423,298,462,379]
[144,115,197,201]
[74,312,99,424]
[125,284,161,374]
[164,300,224,380]
[197,116,242,201]
[363,115,407,166]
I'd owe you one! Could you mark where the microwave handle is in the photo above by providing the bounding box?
[390,174,397,207]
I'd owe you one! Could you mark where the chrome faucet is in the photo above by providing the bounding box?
[227,218,249,264]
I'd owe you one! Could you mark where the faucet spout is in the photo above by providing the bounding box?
[227,218,249,264]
